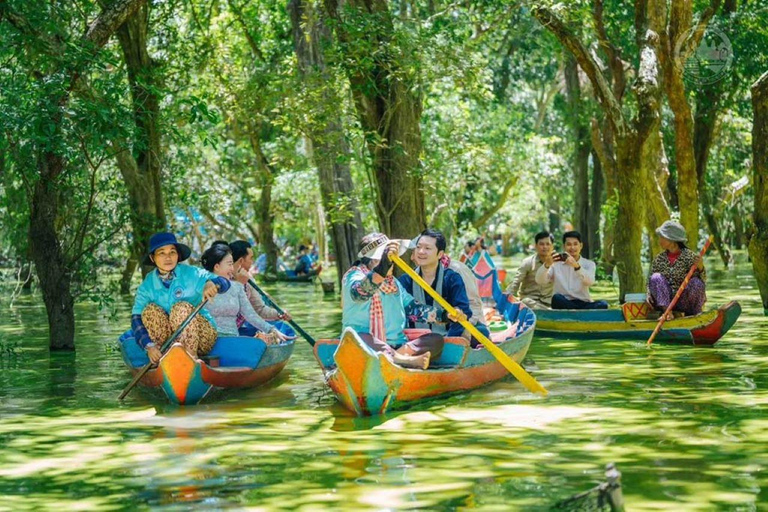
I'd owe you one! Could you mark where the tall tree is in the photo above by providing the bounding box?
[323,0,427,238]
[114,3,167,293]
[533,1,663,299]
[750,70,768,315]
[1,0,146,350]
[656,0,722,241]
[289,0,365,282]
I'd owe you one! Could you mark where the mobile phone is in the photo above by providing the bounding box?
[553,252,568,262]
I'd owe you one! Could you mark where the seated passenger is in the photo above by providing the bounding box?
[648,220,706,319]
[229,240,292,336]
[131,232,228,364]
[294,245,313,276]
[342,233,445,369]
[536,230,608,310]
[201,243,291,344]
[442,255,490,342]
[399,229,477,342]
[507,231,555,309]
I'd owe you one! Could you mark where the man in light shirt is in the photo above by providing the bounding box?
[507,231,555,309]
[535,230,608,310]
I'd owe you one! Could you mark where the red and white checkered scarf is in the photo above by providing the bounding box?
[347,265,398,342]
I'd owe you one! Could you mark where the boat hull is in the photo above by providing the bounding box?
[120,330,295,405]
[315,303,536,416]
[534,301,741,346]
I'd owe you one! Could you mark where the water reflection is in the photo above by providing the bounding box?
[0,255,766,509]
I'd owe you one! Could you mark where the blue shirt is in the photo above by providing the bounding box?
[295,254,313,275]
[255,254,267,273]
[131,264,230,348]
[399,267,472,337]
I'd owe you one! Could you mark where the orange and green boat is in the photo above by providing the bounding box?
[534,301,741,346]
[118,325,295,405]
[313,301,536,416]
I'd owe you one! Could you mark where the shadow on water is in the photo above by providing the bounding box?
[0,253,766,509]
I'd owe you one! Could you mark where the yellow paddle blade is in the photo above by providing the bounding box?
[391,254,548,396]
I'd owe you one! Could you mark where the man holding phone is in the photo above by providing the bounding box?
[535,231,608,310]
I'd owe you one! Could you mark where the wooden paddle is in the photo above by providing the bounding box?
[118,298,210,400]
[389,253,548,396]
[246,278,316,347]
[647,235,713,346]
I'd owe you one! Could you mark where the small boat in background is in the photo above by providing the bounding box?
[534,301,741,346]
[314,300,537,416]
[118,323,296,405]
[258,267,322,283]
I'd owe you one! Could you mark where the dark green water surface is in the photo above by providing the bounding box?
[0,255,766,510]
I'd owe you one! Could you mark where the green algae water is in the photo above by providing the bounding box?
[1,255,766,510]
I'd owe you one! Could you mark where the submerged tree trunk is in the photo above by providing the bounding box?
[115,4,167,293]
[750,71,768,315]
[324,0,426,237]
[289,0,365,283]
[29,156,76,350]
[564,54,592,257]
[26,0,147,351]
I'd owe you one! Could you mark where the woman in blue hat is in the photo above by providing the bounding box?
[648,221,707,320]
[131,232,231,364]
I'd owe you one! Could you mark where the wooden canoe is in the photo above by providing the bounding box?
[259,267,322,283]
[118,325,295,405]
[534,301,741,346]
[314,301,537,416]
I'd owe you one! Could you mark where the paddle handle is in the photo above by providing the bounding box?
[118,298,210,400]
[390,254,547,396]
[247,278,316,347]
[647,236,713,346]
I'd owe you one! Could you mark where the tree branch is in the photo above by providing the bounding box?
[592,0,626,101]
[472,177,518,229]
[680,0,722,62]
[532,6,627,137]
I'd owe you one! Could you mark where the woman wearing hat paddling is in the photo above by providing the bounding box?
[341,233,446,369]
[131,233,231,364]
[648,221,707,320]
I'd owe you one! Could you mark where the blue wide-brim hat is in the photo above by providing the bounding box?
[143,232,191,266]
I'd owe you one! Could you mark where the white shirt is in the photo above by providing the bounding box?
[535,256,596,302]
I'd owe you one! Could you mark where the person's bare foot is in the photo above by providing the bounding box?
[392,351,431,370]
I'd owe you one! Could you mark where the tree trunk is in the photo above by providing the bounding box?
[115,3,166,293]
[591,118,617,274]
[750,71,768,315]
[258,174,279,274]
[656,0,722,242]
[324,0,427,238]
[589,149,603,260]
[614,137,646,300]
[29,157,75,350]
[564,54,592,257]
[289,0,365,283]
[643,130,671,256]
[732,200,744,249]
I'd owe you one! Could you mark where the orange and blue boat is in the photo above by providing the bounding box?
[534,301,741,346]
[313,301,536,416]
[118,324,295,405]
